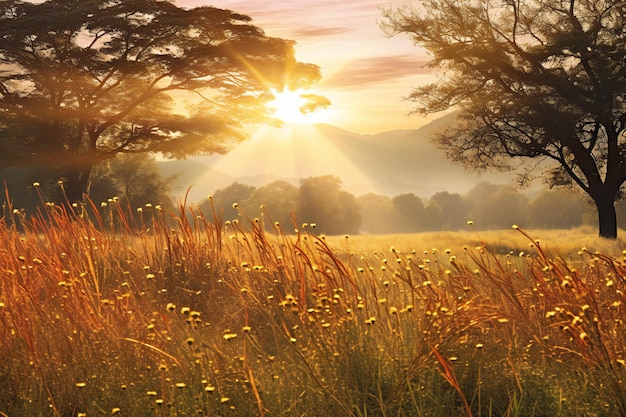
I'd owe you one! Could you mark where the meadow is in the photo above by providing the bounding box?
[1,197,625,417]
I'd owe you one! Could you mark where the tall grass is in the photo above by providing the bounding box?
[0,197,625,416]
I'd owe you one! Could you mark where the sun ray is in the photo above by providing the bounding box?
[205,123,374,193]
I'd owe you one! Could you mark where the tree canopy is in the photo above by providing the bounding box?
[89,153,174,212]
[0,0,322,202]
[296,175,361,235]
[383,0,626,238]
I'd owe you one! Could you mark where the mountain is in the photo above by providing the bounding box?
[159,114,517,203]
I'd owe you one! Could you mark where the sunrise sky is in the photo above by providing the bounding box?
[176,0,435,134]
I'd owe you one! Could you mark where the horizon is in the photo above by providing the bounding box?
[159,117,521,203]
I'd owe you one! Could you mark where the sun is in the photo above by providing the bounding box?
[267,88,331,125]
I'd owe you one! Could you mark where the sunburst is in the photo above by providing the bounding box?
[268,88,331,125]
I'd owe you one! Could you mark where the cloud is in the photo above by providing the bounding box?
[287,26,351,38]
[323,55,432,89]
[190,0,389,39]
[222,0,384,19]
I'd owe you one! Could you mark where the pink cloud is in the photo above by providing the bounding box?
[323,55,432,88]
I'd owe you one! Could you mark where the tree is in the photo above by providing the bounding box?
[296,175,361,235]
[89,153,174,211]
[429,191,470,230]
[383,1,626,238]
[241,180,298,230]
[357,193,397,234]
[526,188,589,229]
[0,0,322,203]
[199,182,255,221]
[466,183,529,229]
[391,193,425,232]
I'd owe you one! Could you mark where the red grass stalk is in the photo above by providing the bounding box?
[429,342,473,417]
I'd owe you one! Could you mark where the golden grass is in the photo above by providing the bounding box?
[329,225,626,259]
[0,201,625,416]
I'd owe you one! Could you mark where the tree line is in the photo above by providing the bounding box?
[2,154,620,235]
[205,177,604,235]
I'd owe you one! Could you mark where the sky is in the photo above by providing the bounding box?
[176,0,435,134]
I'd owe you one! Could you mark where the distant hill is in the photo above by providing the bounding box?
[158,114,518,203]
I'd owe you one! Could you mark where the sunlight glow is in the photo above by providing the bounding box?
[207,123,373,190]
[268,88,328,125]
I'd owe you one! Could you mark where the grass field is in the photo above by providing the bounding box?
[1,200,625,416]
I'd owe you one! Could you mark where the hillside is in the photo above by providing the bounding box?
[159,114,517,202]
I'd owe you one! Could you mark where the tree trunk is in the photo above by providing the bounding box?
[61,163,93,206]
[594,195,618,239]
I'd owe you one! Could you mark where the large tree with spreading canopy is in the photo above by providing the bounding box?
[0,0,323,203]
[383,0,626,238]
